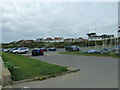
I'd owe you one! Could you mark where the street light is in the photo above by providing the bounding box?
[118,29,120,46]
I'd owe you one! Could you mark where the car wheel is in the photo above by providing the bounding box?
[25,51,28,54]
[15,52,18,54]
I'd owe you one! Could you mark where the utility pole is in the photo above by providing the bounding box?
[110,35,113,48]
[86,29,89,47]
[102,34,106,49]
[118,27,120,46]
[94,28,97,49]
[87,28,90,48]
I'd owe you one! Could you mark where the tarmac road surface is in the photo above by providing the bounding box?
[12,51,118,88]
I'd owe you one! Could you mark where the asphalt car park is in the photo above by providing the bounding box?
[2,47,118,88]
[12,49,118,88]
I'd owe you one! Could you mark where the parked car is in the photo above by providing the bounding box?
[3,49,9,52]
[48,48,56,51]
[40,48,47,51]
[114,46,120,52]
[34,48,40,50]
[0,49,2,51]
[65,46,80,52]
[32,48,44,56]
[7,47,20,53]
[1,48,5,51]
[100,50,110,55]
[84,50,101,54]
[103,48,114,52]
[7,48,14,53]
[115,50,120,55]
[12,47,29,54]
[3,48,11,52]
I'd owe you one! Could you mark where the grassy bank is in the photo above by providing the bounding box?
[2,52,68,81]
[59,51,119,58]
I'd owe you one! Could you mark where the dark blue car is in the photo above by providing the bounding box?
[103,48,114,52]
[32,49,44,56]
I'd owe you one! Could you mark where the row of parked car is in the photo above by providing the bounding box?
[2,47,57,56]
[33,48,57,52]
[65,45,120,55]
[2,47,29,54]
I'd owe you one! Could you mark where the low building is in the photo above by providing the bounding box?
[36,38,44,42]
[54,37,64,42]
[44,37,53,42]
[74,37,84,42]
[87,33,114,41]
[64,38,75,42]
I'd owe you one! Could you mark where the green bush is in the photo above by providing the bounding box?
[4,62,15,72]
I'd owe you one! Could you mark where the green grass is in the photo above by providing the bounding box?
[2,52,68,81]
[0,79,2,85]
[59,51,119,58]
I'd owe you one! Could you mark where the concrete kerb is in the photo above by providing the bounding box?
[13,67,80,84]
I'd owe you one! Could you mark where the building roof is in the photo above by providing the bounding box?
[44,37,53,41]
[78,37,83,39]
[87,33,96,36]
[87,33,114,38]
[54,37,63,40]
[64,38,74,40]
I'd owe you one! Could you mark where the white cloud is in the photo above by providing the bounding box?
[1,2,118,42]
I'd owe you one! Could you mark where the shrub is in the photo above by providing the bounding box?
[4,62,15,72]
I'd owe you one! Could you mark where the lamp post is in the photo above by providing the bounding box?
[102,34,107,49]
[118,29,120,46]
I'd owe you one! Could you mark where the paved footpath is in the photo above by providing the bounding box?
[12,54,118,88]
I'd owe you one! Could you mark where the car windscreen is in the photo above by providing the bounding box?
[71,46,77,48]
[13,48,19,50]
[40,48,44,49]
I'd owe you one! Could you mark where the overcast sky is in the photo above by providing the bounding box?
[1,2,118,43]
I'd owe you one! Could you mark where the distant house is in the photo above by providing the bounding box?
[64,38,75,42]
[74,37,84,42]
[54,37,64,42]
[87,33,114,41]
[44,37,53,42]
[36,38,44,42]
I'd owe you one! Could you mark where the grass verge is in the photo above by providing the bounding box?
[59,51,119,58]
[2,52,68,81]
